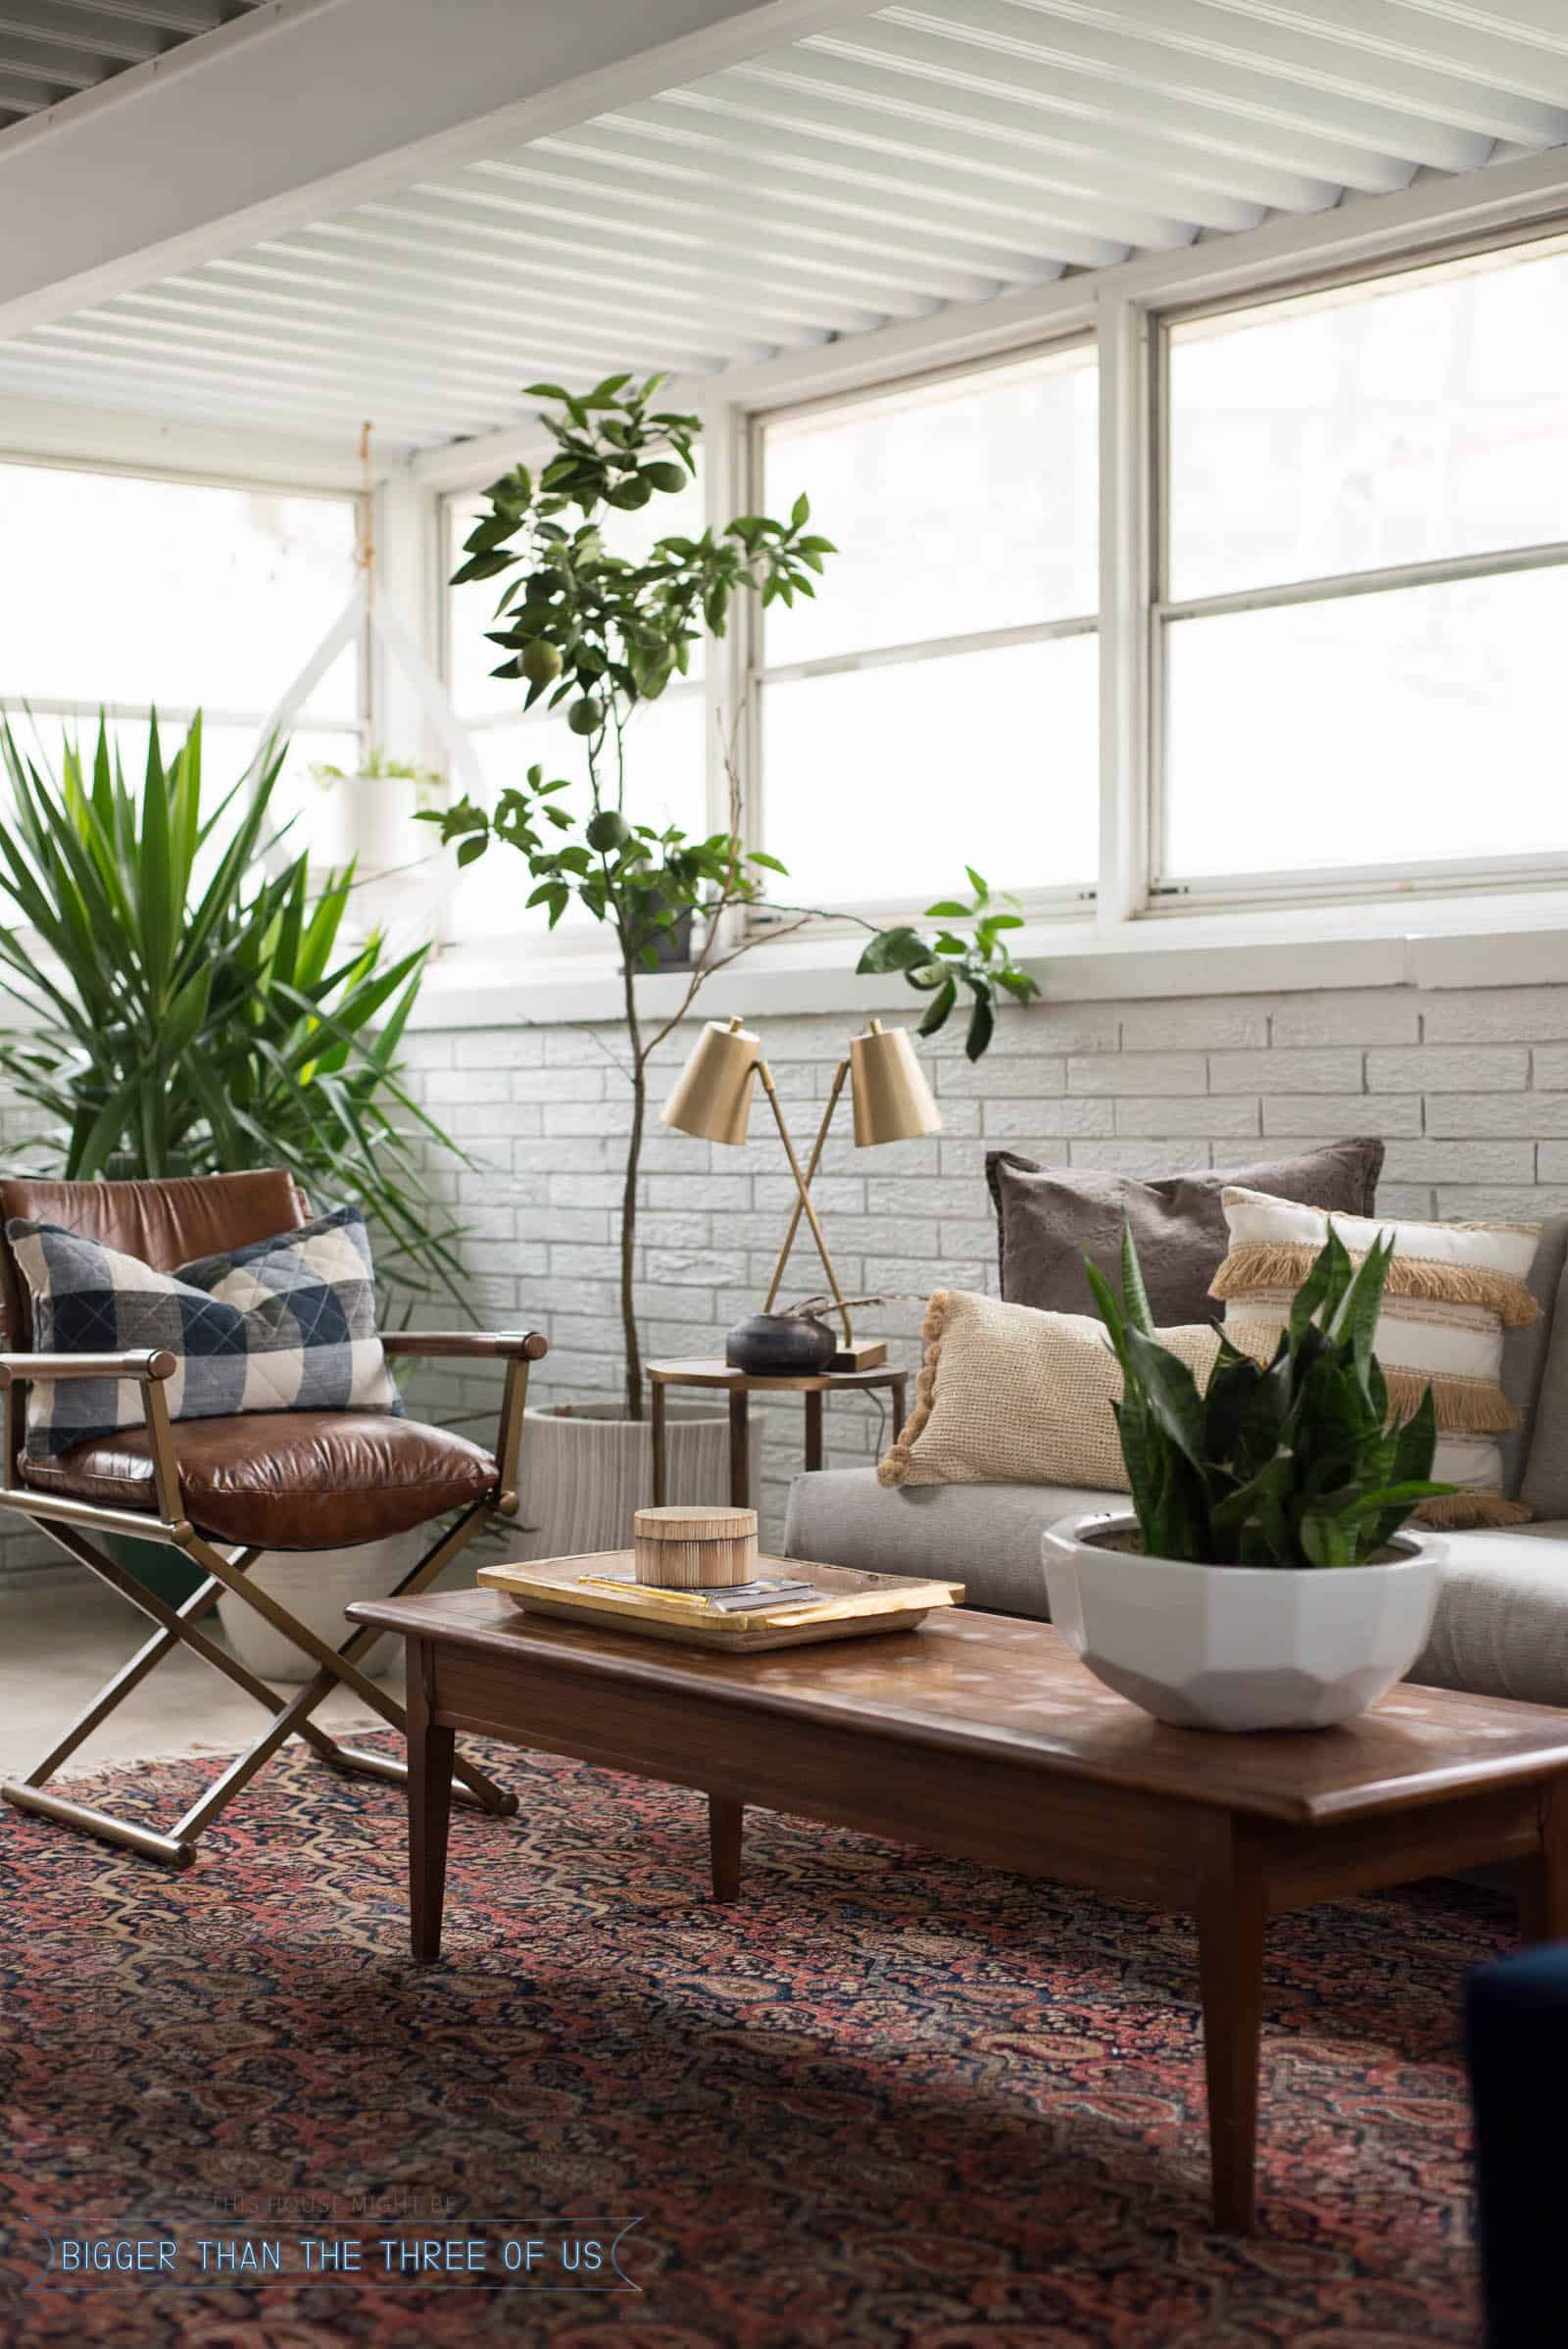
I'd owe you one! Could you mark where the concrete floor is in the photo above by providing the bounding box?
[0,1566,476,1782]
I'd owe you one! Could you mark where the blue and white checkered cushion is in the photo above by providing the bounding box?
[7,1204,404,1461]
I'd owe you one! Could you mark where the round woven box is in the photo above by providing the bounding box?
[633,1504,759,1590]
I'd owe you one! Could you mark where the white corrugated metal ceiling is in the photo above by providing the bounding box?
[0,0,1564,451]
[0,1,269,127]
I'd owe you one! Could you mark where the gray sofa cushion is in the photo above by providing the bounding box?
[1409,1523,1568,1709]
[787,1468,1568,1712]
[784,1467,1102,1619]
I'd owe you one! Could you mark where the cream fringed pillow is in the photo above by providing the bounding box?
[878,1290,1220,1491]
[1211,1186,1542,1531]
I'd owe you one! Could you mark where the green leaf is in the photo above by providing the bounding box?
[1118,1216,1156,1339]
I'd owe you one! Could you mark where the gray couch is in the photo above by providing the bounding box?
[784,1213,1568,1714]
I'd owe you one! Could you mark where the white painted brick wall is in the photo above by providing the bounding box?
[9,975,1568,1584]
[375,978,1568,1551]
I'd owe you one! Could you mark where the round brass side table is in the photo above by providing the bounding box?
[647,1357,910,1509]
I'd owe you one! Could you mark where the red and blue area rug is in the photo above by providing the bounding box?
[0,1736,1506,2347]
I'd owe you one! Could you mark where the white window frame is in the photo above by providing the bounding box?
[0,446,370,774]
[1147,224,1568,914]
[407,148,1568,992]
[743,335,1101,929]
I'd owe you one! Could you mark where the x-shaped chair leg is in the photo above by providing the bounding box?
[3,1524,356,1866]
[170,1501,516,1846]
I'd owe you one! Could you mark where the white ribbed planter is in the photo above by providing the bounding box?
[218,1535,419,1682]
[508,1404,736,1563]
[1042,1508,1446,1733]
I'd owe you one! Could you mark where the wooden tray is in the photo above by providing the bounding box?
[476,1551,964,1651]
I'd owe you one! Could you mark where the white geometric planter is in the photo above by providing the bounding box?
[1041,1508,1446,1733]
[506,1403,737,1564]
[217,1534,419,1682]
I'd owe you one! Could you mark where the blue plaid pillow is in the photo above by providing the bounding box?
[7,1204,404,1460]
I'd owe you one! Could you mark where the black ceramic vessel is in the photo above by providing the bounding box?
[725,1312,837,1375]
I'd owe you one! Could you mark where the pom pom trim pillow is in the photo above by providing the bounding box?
[7,1203,403,1461]
[879,1289,1220,1492]
[1210,1186,1543,1530]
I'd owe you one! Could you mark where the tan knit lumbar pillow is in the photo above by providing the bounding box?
[878,1290,1221,1492]
[1211,1186,1542,1531]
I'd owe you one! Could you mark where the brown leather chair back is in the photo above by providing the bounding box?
[0,1170,311,1350]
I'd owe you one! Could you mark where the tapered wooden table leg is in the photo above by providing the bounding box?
[1518,1778,1568,1942]
[407,1638,455,1965]
[1197,1818,1266,2234]
[804,1388,823,1472]
[710,1795,743,1902]
[728,1390,750,1508]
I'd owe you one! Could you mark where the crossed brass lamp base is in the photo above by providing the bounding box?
[0,1330,546,1869]
[662,1015,941,1372]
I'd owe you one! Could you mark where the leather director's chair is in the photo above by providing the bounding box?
[0,1169,547,1870]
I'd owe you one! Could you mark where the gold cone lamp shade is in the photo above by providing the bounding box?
[661,1018,760,1147]
[849,1019,942,1147]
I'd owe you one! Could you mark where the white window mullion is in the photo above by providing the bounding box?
[1096,285,1153,930]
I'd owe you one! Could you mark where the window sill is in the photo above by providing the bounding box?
[412,886,1568,1032]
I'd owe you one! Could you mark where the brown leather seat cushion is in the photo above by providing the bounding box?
[22,1411,499,1550]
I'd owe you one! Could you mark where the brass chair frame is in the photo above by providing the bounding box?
[0,1328,547,1869]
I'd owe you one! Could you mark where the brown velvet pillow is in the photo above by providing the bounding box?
[985,1138,1385,1326]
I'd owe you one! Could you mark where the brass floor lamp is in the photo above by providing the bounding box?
[661,1016,940,1372]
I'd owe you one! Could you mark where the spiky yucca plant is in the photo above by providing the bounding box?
[0,712,467,1311]
[1087,1221,1452,1569]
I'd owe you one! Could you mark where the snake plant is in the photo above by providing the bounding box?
[1088,1219,1451,1568]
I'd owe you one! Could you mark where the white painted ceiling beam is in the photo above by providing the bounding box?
[27,313,572,413]
[1200,0,1568,109]
[591,105,1137,265]
[0,348,468,445]
[991,0,1567,148]
[885,3,1494,174]
[97,283,780,379]
[647,85,1202,249]
[322,196,955,319]
[542,120,1119,263]
[407,174,1009,305]
[817,17,1415,196]
[0,0,882,335]
[781,30,1344,208]
[0,28,108,86]
[0,386,366,485]
[0,5,163,64]
[204,242,843,353]
[467,152,1063,287]
[230,226,868,342]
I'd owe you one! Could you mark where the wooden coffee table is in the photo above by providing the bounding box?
[349,1587,1568,2235]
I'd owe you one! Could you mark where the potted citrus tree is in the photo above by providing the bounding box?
[430,371,1039,1554]
[1042,1223,1452,1732]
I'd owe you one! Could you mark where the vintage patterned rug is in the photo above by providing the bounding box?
[0,1734,1505,2348]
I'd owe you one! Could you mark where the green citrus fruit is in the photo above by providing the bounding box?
[518,639,563,686]
[567,696,605,736]
[586,808,631,853]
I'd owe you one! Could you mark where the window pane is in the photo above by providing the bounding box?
[0,464,360,717]
[762,636,1096,905]
[447,463,705,722]
[1168,238,1568,602]
[455,689,707,937]
[1163,568,1568,880]
[760,347,1098,667]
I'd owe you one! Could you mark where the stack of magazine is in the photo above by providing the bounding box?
[580,1567,821,1615]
